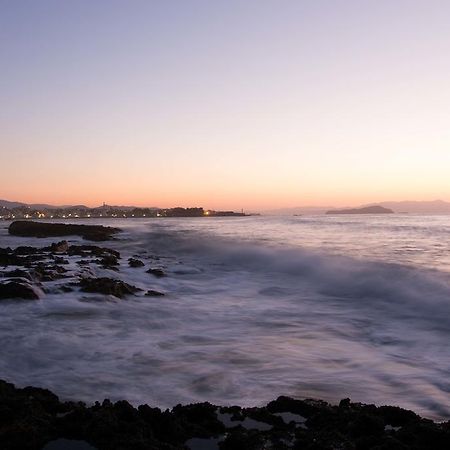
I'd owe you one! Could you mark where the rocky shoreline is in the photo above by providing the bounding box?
[8,221,121,242]
[1,222,449,449]
[0,379,449,450]
[1,222,165,300]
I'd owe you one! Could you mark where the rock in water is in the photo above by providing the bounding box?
[8,221,121,241]
[49,240,69,253]
[78,277,140,298]
[145,289,165,296]
[0,281,43,300]
[128,258,145,268]
[146,268,166,277]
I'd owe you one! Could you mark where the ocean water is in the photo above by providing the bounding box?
[1,215,449,420]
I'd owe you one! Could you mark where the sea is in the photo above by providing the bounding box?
[1,214,449,420]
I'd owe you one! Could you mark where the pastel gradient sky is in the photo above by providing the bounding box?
[1,1,449,210]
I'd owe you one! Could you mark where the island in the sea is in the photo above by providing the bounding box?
[326,205,394,215]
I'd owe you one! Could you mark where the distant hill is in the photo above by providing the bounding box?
[0,199,26,209]
[266,200,450,215]
[367,200,450,214]
[326,205,394,215]
[264,206,334,215]
[0,200,75,210]
[0,199,160,211]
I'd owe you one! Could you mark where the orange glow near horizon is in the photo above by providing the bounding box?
[2,2,450,210]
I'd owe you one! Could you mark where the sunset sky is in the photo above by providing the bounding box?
[1,1,449,210]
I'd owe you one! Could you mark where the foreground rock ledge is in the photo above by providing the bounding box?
[8,221,121,241]
[0,380,448,450]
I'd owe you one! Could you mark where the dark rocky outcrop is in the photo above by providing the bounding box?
[0,248,46,266]
[0,281,43,300]
[78,277,140,298]
[145,289,165,297]
[31,263,68,282]
[0,380,448,450]
[48,240,69,253]
[128,258,145,268]
[1,269,33,281]
[95,255,120,269]
[68,245,120,259]
[146,268,166,278]
[8,221,121,241]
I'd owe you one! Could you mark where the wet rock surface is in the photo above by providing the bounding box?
[8,221,121,241]
[0,280,43,300]
[78,277,141,299]
[146,268,167,277]
[0,240,158,300]
[128,258,145,268]
[0,381,448,450]
[145,289,165,297]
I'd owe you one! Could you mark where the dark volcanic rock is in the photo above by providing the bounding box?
[31,263,68,282]
[145,289,165,297]
[52,256,69,265]
[49,240,69,253]
[13,246,41,255]
[68,245,120,258]
[0,281,42,300]
[146,268,166,278]
[96,254,119,268]
[8,221,121,241]
[78,277,140,298]
[0,380,448,450]
[0,251,45,266]
[128,258,145,268]
[1,269,33,282]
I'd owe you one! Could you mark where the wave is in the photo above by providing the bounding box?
[130,224,450,328]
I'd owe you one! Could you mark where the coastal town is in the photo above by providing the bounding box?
[0,203,247,220]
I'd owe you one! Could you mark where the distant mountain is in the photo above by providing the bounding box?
[326,205,394,215]
[0,200,73,210]
[366,200,450,214]
[266,200,450,215]
[0,199,26,208]
[60,204,89,209]
[0,200,155,211]
[264,206,334,215]
[92,204,159,211]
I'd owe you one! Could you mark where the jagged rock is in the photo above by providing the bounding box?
[78,277,140,298]
[128,258,144,268]
[52,256,69,265]
[9,221,121,241]
[0,281,43,300]
[146,268,166,277]
[0,252,44,266]
[1,269,33,282]
[13,246,41,255]
[145,289,165,297]
[31,264,68,282]
[97,255,119,267]
[49,240,69,253]
[0,380,448,450]
[68,245,120,258]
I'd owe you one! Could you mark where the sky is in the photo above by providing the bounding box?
[1,0,450,210]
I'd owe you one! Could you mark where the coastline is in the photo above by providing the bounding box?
[1,379,449,450]
[1,219,449,449]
